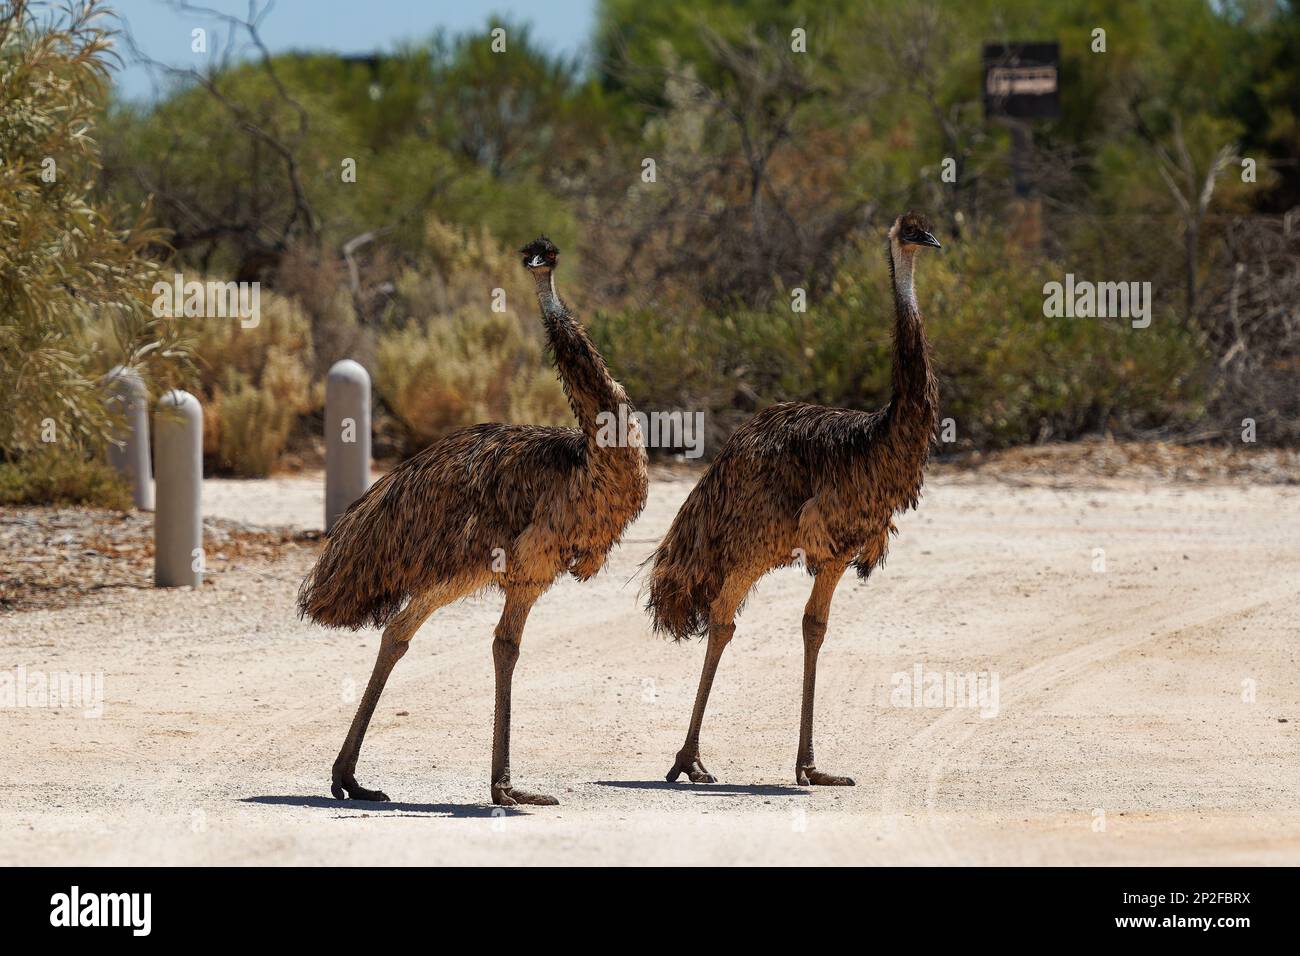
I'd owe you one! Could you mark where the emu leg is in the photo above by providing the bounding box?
[490,586,555,806]
[796,563,855,787]
[332,630,407,801]
[667,620,735,784]
[331,591,440,801]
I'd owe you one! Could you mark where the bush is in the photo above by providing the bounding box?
[372,223,574,453]
[376,312,571,452]
[275,246,366,378]
[208,363,308,478]
[920,229,1206,447]
[590,224,1209,453]
[191,293,318,476]
[0,0,187,458]
[0,450,131,510]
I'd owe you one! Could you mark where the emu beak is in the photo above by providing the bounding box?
[917,231,942,249]
[527,254,545,268]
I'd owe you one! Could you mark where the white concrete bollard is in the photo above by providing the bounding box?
[105,365,154,510]
[154,389,203,588]
[325,360,372,533]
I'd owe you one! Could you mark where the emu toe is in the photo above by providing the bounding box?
[492,783,559,806]
[796,766,856,787]
[332,772,390,802]
[667,753,717,784]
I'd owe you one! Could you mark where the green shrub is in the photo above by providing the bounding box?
[0,1,187,457]
[0,450,131,510]
[591,224,1208,452]
[920,230,1206,446]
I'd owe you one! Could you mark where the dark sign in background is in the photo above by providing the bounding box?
[984,41,1061,119]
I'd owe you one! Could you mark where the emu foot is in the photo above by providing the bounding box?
[491,782,559,807]
[666,750,717,784]
[796,765,856,787]
[331,768,390,801]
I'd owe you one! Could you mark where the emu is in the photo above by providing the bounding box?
[647,212,942,786]
[299,237,648,806]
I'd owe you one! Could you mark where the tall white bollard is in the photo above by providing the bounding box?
[325,360,372,533]
[105,365,154,510]
[154,390,203,588]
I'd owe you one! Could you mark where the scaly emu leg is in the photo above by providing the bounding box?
[796,561,855,786]
[490,584,555,806]
[332,589,443,801]
[667,579,745,784]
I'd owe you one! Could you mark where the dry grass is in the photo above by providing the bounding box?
[195,292,320,477]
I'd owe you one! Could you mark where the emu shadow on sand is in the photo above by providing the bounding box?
[298,238,648,806]
[647,212,942,787]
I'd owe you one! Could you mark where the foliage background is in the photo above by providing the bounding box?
[2,0,1297,493]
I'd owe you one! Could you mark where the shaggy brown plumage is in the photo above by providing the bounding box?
[298,422,638,629]
[647,212,941,787]
[299,236,648,806]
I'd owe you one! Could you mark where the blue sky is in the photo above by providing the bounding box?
[106,0,597,100]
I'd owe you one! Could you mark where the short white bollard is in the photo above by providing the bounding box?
[105,365,154,510]
[154,389,203,588]
[325,360,372,533]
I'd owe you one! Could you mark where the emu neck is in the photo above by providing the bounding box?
[532,270,628,441]
[885,244,938,449]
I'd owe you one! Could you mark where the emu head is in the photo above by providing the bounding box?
[889,212,941,253]
[520,236,559,272]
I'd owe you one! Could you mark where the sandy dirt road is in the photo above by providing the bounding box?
[2,470,1298,865]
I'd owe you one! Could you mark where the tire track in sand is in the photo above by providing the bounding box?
[879,577,1298,863]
